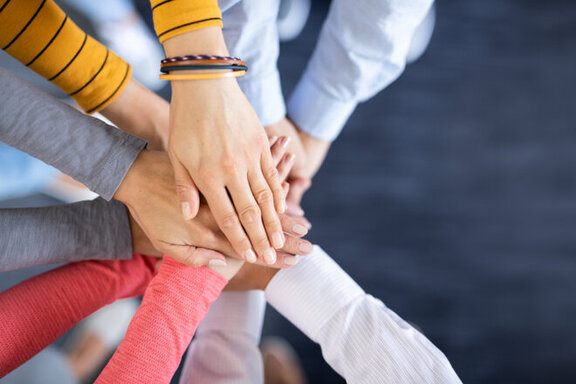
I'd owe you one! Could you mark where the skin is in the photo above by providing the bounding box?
[163,27,286,266]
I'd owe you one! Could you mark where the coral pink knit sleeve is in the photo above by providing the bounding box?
[0,254,156,377]
[96,257,228,384]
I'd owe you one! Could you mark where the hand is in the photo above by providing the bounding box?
[164,28,286,266]
[115,150,312,268]
[127,213,161,257]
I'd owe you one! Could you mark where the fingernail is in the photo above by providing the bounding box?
[271,232,284,249]
[298,242,313,254]
[284,256,299,266]
[263,248,277,264]
[244,249,257,263]
[208,259,227,267]
[181,202,192,220]
[285,153,295,163]
[292,224,308,236]
[269,136,278,145]
[282,136,291,148]
[278,199,287,214]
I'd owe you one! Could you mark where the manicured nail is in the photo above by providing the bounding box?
[271,232,284,249]
[284,256,299,266]
[208,259,227,267]
[269,136,278,145]
[263,248,277,264]
[285,153,295,164]
[278,199,287,214]
[292,224,308,236]
[298,242,313,254]
[244,249,257,263]
[282,136,291,148]
[181,202,192,220]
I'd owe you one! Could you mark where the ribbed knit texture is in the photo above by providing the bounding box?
[0,254,156,377]
[96,257,227,384]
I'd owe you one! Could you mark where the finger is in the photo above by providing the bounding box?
[268,135,279,146]
[248,169,285,249]
[204,188,258,264]
[171,159,201,220]
[285,177,312,217]
[253,251,299,268]
[228,177,279,265]
[279,214,309,237]
[270,136,290,166]
[281,234,313,255]
[276,153,295,181]
[261,149,287,214]
[162,244,227,268]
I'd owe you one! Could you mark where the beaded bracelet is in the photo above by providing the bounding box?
[159,70,247,81]
[161,55,242,64]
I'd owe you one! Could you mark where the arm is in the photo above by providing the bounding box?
[96,258,229,384]
[0,255,156,377]
[228,246,462,383]
[287,0,434,142]
[150,0,287,265]
[0,69,146,201]
[180,291,267,383]
[0,199,131,272]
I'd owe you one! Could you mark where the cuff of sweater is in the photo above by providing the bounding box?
[238,69,286,127]
[197,291,266,340]
[89,127,147,201]
[265,246,364,342]
[287,73,357,142]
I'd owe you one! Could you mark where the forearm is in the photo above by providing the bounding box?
[265,246,462,383]
[0,0,130,113]
[0,69,146,200]
[97,257,227,384]
[0,199,132,272]
[0,255,155,377]
[181,291,266,383]
[287,0,434,141]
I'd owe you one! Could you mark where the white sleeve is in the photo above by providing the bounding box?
[287,0,434,141]
[179,291,266,384]
[265,246,462,384]
[221,0,286,126]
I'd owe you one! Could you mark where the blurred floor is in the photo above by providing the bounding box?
[3,1,576,383]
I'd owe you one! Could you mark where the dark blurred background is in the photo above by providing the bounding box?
[3,1,576,383]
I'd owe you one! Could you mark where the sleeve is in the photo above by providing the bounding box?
[0,0,131,113]
[0,68,147,201]
[0,199,133,272]
[0,254,156,377]
[265,246,462,384]
[150,0,223,43]
[96,257,228,384]
[221,0,286,126]
[180,291,266,383]
[287,0,434,141]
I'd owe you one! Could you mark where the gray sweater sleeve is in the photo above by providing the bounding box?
[0,198,132,272]
[0,68,147,201]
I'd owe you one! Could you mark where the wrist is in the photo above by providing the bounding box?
[163,27,229,58]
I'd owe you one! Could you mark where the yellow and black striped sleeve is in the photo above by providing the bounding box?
[0,0,131,113]
[150,0,223,44]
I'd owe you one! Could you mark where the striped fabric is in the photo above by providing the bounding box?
[0,0,131,113]
[150,0,223,43]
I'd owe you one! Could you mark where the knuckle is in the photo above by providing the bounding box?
[240,205,260,224]
[220,155,238,174]
[265,166,279,181]
[198,169,217,188]
[255,236,270,251]
[220,212,240,229]
[255,188,274,205]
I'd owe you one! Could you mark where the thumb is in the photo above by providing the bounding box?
[172,159,200,220]
[167,245,227,268]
